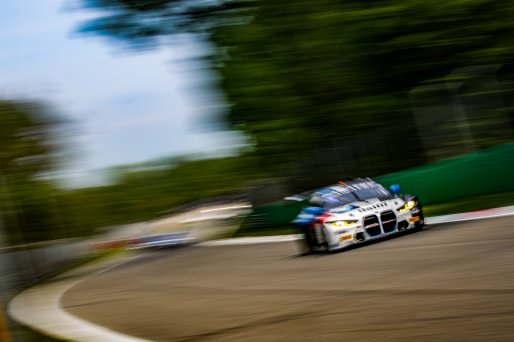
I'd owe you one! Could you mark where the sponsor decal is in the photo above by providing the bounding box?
[339,235,353,241]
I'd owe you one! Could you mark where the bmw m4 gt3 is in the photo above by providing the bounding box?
[292,178,424,252]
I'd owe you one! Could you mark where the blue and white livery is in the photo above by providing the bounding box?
[292,178,424,252]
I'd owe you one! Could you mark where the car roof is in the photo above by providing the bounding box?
[317,178,378,192]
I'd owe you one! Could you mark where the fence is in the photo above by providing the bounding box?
[0,239,91,296]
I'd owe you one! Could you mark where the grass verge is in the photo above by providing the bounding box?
[423,191,514,217]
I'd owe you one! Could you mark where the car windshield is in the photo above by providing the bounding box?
[310,188,358,209]
[352,185,391,201]
[310,180,392,209]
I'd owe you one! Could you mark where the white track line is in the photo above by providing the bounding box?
[199,204,251,213]
[425,205,514,224]
[199,234,302,246]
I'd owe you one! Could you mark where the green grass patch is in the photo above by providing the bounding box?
[13,326,67,342]
[423,191,514,217]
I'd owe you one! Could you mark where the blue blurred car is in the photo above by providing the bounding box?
[129,232,196,250]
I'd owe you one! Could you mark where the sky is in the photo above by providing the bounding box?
[0,1,245,187]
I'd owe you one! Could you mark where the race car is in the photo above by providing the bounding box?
[127,231,196,250]
[292,178,424,252]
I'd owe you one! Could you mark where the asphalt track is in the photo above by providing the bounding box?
[62,217,514,341]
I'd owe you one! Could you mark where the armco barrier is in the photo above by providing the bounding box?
[376,141,514,205]
[0,239,91,295]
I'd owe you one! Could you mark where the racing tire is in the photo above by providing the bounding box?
[319,228,330,252]
[297,226,318,254]
[300,224,328,253]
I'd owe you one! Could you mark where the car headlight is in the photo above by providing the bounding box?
[330,220,358,227]
[398,200,416,212]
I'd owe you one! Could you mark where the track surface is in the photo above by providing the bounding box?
[63,217,514,341]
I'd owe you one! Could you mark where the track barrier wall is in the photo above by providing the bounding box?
[376,141,514,205]
[243,141,514,228]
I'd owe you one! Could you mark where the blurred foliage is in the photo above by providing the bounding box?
[1,127,261,245]
[77,0,253,48]
[0,101,59,180]
[78,0,514,190]
[55,154,261,236]
[0,100,67,244]
[0,98,262,245]
[7,1,514,244]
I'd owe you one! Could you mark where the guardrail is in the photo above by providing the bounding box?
[0,239,92,295]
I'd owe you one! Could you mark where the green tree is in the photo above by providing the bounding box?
[0,100,65,244]
[77,0,514,188]
[0,101,60,180]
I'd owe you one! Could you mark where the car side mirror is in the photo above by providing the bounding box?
[389,184,401,195]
